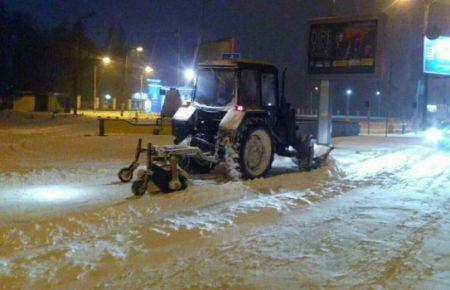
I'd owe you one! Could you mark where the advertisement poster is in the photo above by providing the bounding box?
[308,19,378,75]
[424,36,450,76]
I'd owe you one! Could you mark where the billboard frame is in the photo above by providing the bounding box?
[306,14,386,80]
[423,35,450,76]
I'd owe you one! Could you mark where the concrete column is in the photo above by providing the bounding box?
[112,98,117,110]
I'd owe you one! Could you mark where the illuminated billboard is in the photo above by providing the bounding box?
[424,36,450,76]
[308,18,380,75]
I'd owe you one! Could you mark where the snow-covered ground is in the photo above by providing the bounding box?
[0,111,449,289]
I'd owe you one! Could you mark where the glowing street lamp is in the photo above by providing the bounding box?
[184,68,196,81]
[144,65,154,74]
[346,89,353,116]
[102,56,111,65]
[136,46,144,52]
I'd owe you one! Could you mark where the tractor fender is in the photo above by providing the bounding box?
[218,110,270,145]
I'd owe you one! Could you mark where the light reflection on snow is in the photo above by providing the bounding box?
[24,185,84,203]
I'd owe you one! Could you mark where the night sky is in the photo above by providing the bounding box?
[4,0,450,116]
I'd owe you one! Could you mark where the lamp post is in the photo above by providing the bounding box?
[375,91,381,117]
[71,12,97,116]
[139,65,154,111]
[92,56,111,110]
[122,46,144,108]
[346,89,352,116]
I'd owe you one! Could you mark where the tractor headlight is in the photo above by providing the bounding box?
[426,127,443,143]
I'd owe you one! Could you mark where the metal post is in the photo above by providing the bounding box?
[385,111,389,137]
[328,0,336,16]
[346,94,350,116]
[377,94,381,117]
[93,65,97,110]
[72,21,82,116]
[122,54,129,106]
[176,28,181,86]
[99,118,105,136]
[140,75,144,111]
[422,73,429,129]
[368,100,371,135]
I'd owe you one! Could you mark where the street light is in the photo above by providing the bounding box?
[184,68,196,81]
[102,56,111,65]
[93,56,111,110]
[122,46,145,105]
[139,65,154,111]
[375,91,381,116]
[346,89,352,116]
[144,65,154,74]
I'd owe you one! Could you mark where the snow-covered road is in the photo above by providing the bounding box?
[0,113,449,289]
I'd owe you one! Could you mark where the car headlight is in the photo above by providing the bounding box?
[426,127,443,143]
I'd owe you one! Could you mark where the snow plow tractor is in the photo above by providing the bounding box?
[173,59,316,178]
[121,58,324,195]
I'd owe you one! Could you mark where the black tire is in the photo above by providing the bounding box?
[118,168,133,183]
[178,157,215,174]
[132,179,147,196]
[235,125,274,179]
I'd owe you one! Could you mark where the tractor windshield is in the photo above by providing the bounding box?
[194,69,235,107]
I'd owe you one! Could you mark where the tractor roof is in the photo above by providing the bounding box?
[198,58,276,69]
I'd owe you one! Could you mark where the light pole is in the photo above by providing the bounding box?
[71,12,97,116]
[346,89,352,116]
[376,91,381,117]
[139,65,154,111]
[92,56,111,110]
[122,46,144,108]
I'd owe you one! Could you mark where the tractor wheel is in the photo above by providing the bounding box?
[178,157,215,174]
[118,168,133,183]
[132,179,147,196]
[236,126,274,179]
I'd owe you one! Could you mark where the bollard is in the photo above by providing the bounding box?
[99,118,105,136]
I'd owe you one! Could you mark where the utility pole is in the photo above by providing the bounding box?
[175,28,181,86]
[93,65,97,110]
[72,21,82,116]
[328,0,336,16]
[71,12,96,116]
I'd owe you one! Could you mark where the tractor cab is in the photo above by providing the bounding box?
[192,59,279,111]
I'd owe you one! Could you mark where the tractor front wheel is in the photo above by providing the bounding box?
[237,127,274,179]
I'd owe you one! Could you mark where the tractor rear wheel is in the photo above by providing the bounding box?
[237,127,274,179]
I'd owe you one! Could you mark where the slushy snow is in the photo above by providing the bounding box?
[0,111,449,289]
